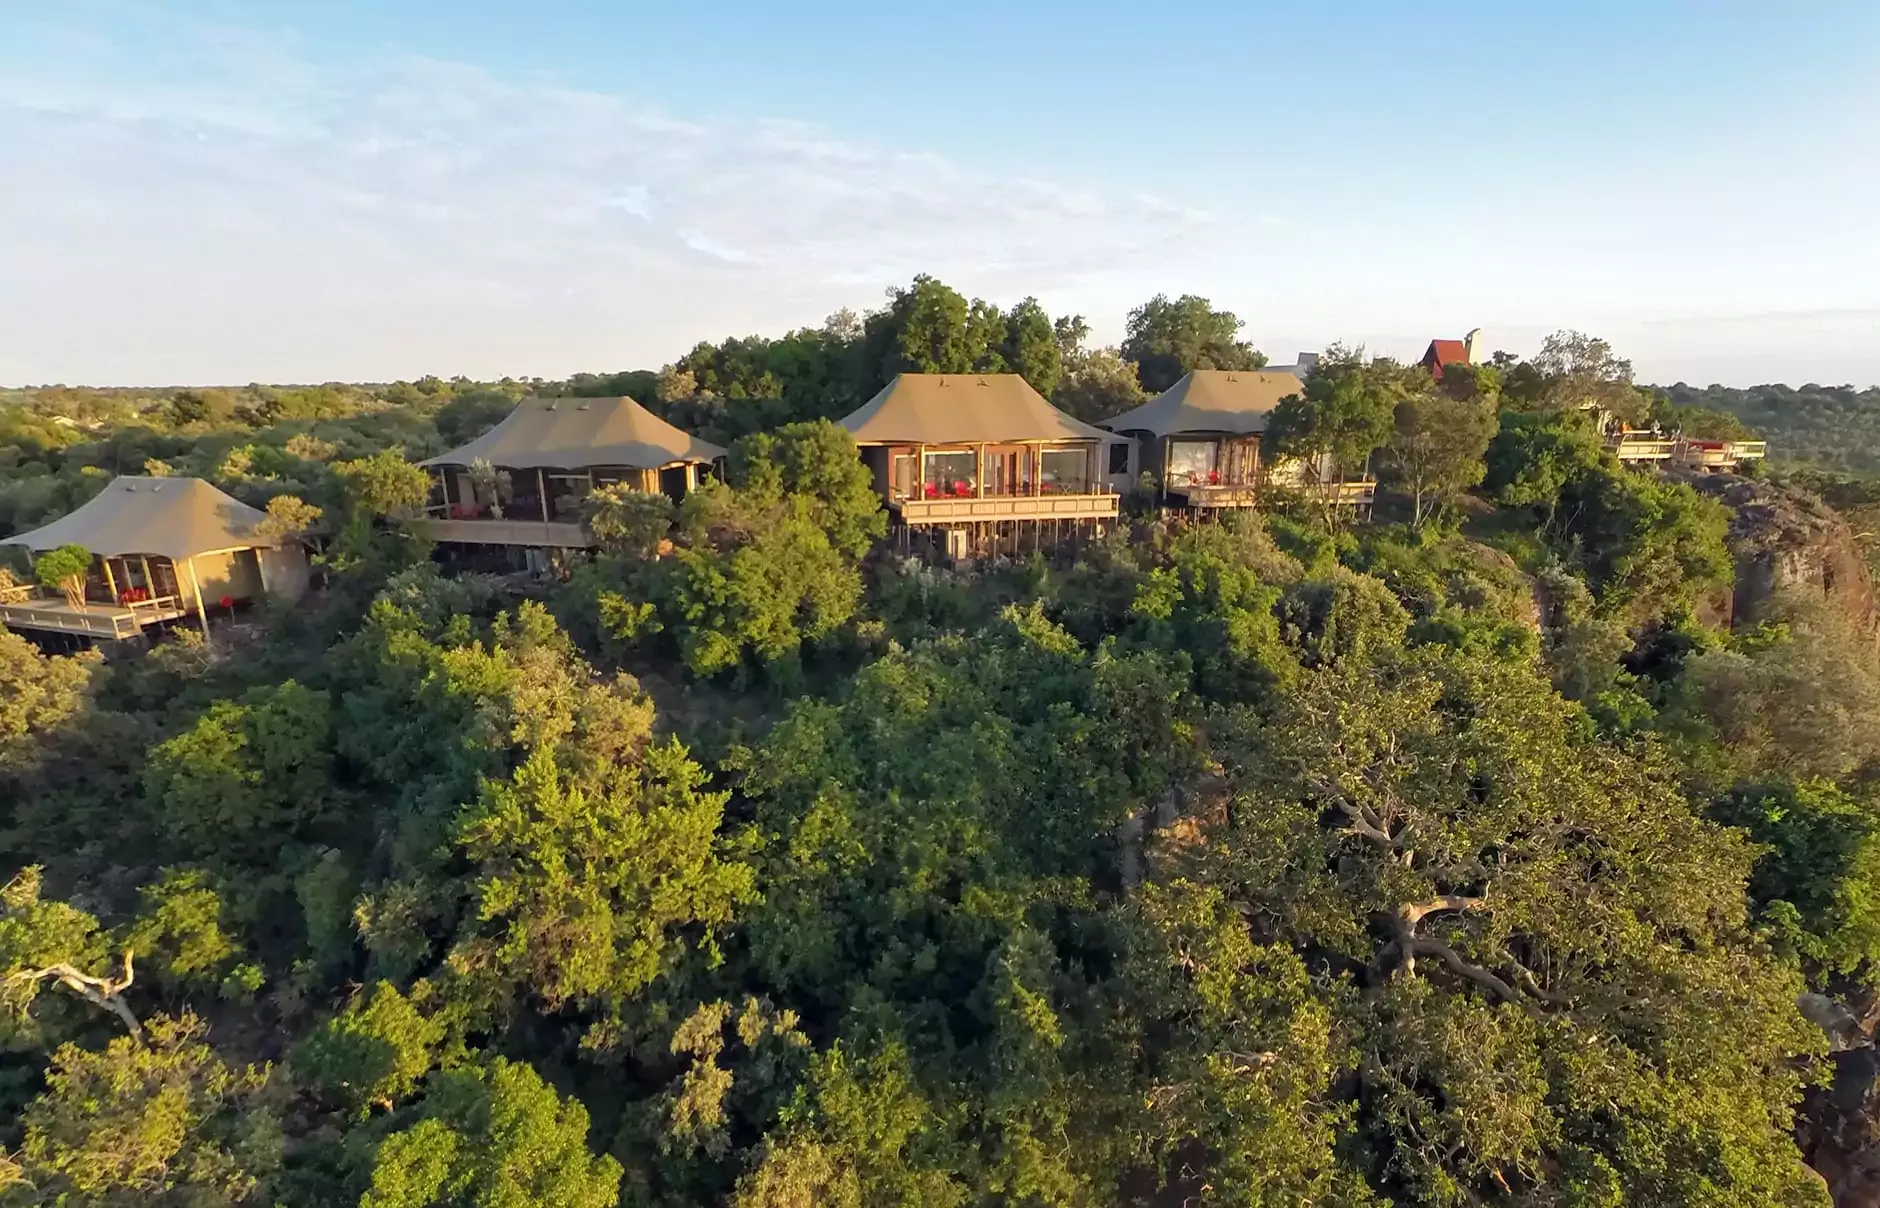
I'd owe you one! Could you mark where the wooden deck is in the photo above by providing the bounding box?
[1168,482,1261,508]
[1609,437,1678,462]
[0,592,188,639]
[894,492,1120,525]
[413,517,594,548]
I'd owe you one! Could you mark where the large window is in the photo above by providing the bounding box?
[923,450,977,498]
[1167,440,1219,485]
[892,452,917,500]
[1039,448,1090,494]
[1107,441,1131,476]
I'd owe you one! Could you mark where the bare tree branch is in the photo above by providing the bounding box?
[6,950,140,1039]
[1406,938,1520,1003]
[1399,895,1484,927]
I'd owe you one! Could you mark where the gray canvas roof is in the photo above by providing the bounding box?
[1101,370,1304,438]
[3,477,271,560]
[836,374,1118,445]
[421,396,726,470]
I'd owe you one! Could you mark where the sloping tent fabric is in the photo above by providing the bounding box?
[420,396,726,470]
[2,477,271,560]
[836,374,1118,445]
[1101,370,1304,438]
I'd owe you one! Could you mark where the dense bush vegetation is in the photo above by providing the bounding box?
[0,280,1873,1206]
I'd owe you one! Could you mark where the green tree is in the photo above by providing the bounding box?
[294,981,448,1117]
[1712,780,1880,982]
[1052,346,1148,422]
[581,485,675,557]
[447,741,754,1025]
[359,1058,620,1208]
[141,680,335,863]
[1384,389,1498,525]
[253,493,322,545]
[335,449,432,520]
[10,1013,278,1206]
[860,276,1004,391]
[1482,409,1607,525]
[1120,293,1265,392]
[33,544,92,608]
[1264,348,1400,524]
[999,297,1062,398]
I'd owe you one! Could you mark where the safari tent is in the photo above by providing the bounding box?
[0,476,309,640]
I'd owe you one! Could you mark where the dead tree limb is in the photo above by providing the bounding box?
[6,950,140,1040]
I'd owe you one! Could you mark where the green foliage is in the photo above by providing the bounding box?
[1264,347,1401,520]
[1668,593,1880,782]
[142,680,335,863]
[1483,409,1607,513]
[294,982,447,1116]
[123,867,243,991]
[1051,345,1147,422]
[0,300,1863,1206]
[448,739,753,1024]
[1713,780,1880,981]
[1563,466,1733,614]
[9,1013,279,1207]
[33,543,92,605]
[582,484,675,557]
[335,449,432,520]
[359,1058,620,1208]
[1384,388,1498,525]
[1120,293,1265,392]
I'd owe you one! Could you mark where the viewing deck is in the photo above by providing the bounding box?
[412,516,594,548]
[1681,440,1768,469]
[892,491,1119,525]
[1168,482,1261,508]
[0,586,189,639]
[1608,437,1679,462]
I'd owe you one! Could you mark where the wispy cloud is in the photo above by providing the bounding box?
[0,15,1218,384]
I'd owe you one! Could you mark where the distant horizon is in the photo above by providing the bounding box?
[4,2,1877,388]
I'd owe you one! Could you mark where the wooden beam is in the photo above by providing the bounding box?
[100,557,117,604]
[538,469,551,523]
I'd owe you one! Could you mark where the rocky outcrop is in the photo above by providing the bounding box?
[1799,986,1880,1207]
[1676,471,1876,631]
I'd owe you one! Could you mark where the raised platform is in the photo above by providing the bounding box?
[412,517,593,548]
[1168,482,1261,508]
[893,492,1120,525]
[0,594,188,639]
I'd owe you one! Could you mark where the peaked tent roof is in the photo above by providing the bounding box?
[1100,370,1304,438]
[421,396,726,470]
[836,374,1118,445]
[2,477,272,560]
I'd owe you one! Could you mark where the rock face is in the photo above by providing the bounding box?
[1798,985,1880,1207]
[1677,471,1876,631]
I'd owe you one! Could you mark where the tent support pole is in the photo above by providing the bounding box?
[101,558,117,605]
[186,557,210,640]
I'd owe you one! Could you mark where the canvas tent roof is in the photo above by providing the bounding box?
[1101,370,1303,438]
[421,396,726,470]
[2,477,272,561]
[836,374,1118,445]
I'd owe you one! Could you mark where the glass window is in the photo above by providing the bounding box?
[892,453,917,500]
[1039,448,1090,494]
[923,450,977,498]
[1107,442,1131,475]
[1167,440,1218,484]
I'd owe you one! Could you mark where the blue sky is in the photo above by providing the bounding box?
[3,0,1877,387]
